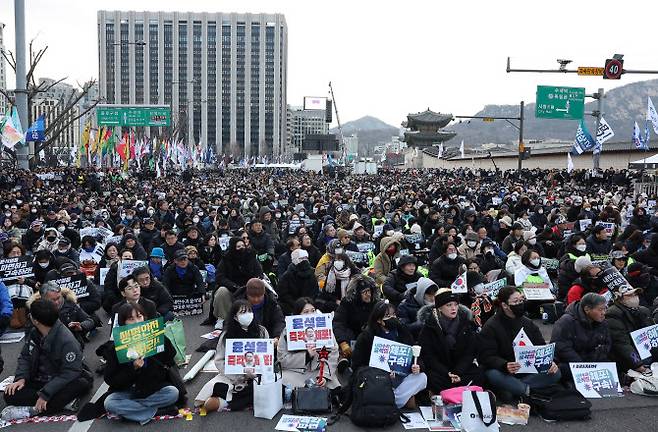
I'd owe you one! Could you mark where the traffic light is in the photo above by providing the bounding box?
[604,58,623,79]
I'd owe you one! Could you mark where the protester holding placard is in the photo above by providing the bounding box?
[550,293,611,379]
[351,300,427,409]
[514,249,553,291]
[606,285,656,375]
[195,299,270,413]
[566,265,610,305]
[478,287,560,400]
[102,303,180,425]
[2,242,34,329]
[102,249,135,313]
[418,288,484,393]
[277,298,340,390]
[44,261,102,321]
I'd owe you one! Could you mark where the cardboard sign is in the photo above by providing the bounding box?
[288,219,301,234]
[404,233,423,245]
[373,225,384,237]
[53,273,89,298]
[483,278,506,300]
[630,324,658,360]
[590,254,610,265]
[514,343,555,374]
[345,250,367,265]
[218,236,230,251]
[521,283,554,301]
[599,266,630,293]
[369,336,413,377]
[172,294,204,316]
[117,260,149,281]
[0,256,34,281]
[579,219,592,232]
[275,415,327,432]
[356,242,375,253]
[595,221,615,236]
[541,258,559,271]
[285,313,334,351]
[570,362,622,398]
[112,317,165,363]
[106,235,124,246]
[224,338,275,375]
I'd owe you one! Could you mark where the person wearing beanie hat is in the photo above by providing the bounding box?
[397,277,439,338]
[382,254,422,305]
[54,236,80,265]
[478,239,506,276]
[162,246,205,297]
[457,231,480,260]
[119,233,148,260]
[337,228,359,252]
[417,287,484,393]
[277,249,319,315]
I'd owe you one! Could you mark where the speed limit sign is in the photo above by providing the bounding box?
[604,58,623,79]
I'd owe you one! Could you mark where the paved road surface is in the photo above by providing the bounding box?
[2,302,657,432]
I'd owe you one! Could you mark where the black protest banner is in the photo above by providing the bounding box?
[172,294,204,316]
[0,256,34,281]
[53,273,89,298]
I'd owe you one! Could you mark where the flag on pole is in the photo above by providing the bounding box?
[567,152,574,173]
[647,96,658,134]
[1,115,24,149]
[451,271,467,294]
[10,107,25,146]
[571,120,597,155]
[594,116,614,155]
[633,121,647,150]
[25,115,46,142]
[459,140,465,158]
[438,143,444,158]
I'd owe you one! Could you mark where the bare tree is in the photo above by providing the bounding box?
[1,39,103,166]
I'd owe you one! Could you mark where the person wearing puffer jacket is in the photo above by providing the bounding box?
[418,288,484,393]
[382,255,423,306]
[397,277,438,338]
[35,227,61,253]
[505,241,529,278]
[372,235,402,286]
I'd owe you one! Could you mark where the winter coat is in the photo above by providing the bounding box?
[0,281,13,318]
[550,302,611,364]
[557,249,591,299]
[586,234,612,255]
[605,303,653,371]
[277,329,340,389]
[632,235,658,275]
[140,279,174,317]
[249,229,275,256]
[351,320,416,372]
[277,262,320,315]
[216,249,263,293]
[566,277,609,305]
[138,228,160,253]
[501,234,522,255]
[505,252,524,277]
[397,278,437,337]
[418,305,481,390]
[332,278,380,344]
[429,255,466,288]
[54,248,80,266]
[43,270,102,316]
[232,286,286,337]
[372,236,401,286]
[27,288,95,343]
[382,269,422,305]
[162,262,205,296]
[102,336,177,398]
[276,251,293,279]
[110,297,159,325]
[478,310,546,372]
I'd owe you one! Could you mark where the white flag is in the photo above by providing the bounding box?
[596,116,614,145]
[648,97,658,134]
[633,121,643,149]
[438,143,444,158]
[567,152,574,173]
[459,140,465,158]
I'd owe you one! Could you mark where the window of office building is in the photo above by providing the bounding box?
[149,21,159,104]
[120,20,129,104]
[135,21,144,104]
[208,22,217,147]
[236,24,245,152]
[250,22,260,155]
[221,24,231,150]
[178,21,188,110]
[265,24,275,152]
[192,21,202,144]
[105,21,115,103]
[164,21,173,105]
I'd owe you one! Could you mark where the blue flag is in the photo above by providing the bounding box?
[25,115,46,142]
[571,120,596,155]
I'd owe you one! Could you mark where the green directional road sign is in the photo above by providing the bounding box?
[535,86,585,120]
[97,105,171,127]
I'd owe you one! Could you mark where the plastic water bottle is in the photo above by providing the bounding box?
[431,395,444,422]
[283,384,293,403]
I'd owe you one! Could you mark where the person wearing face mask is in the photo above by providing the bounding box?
[478,287,560,401]
[529,205,548,230]
[53,238,79,265]
[277,298,340,391]
[397,277,439,338]
[277,249,319,315]
[457,232,480,261]
[316,246,359,312]
[21,219,43,253]
[557,234,591,300]
[566,265,610,305]
[429,242,466,288]
[52,220,80,251]
[32,250,56,285]
[351,301,427,408]
[35,227,61,254]
[418,288,484,394]
[514,249,553,292]
[478,239,505,276]
[372,236,402,287]
[195,299,269,413]
[606,285,657,376]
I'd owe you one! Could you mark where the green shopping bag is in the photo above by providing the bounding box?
[164,318,187,366]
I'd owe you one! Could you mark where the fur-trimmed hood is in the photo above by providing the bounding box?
[343,274,381,303]
[417,303,473,328]
[26,287,78,309]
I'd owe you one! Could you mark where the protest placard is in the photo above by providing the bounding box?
[599,266,630,294]
[345,250,367,266]
[172,294,204,316]
[373,225,384,237]
[356,242,376,253]
[579,219,593,232]
[595,221,615,236]
[541,258,559,271]
[285,313,334,351]
[97,226,114,241]
[218,236,230,251]
[224,338,274,374]
[0,256,34,281]
[514,343,555,374]
[288,219,301,234]
[52,273,89,298]
[521,283,554,301]
[369,336,414,377]
[590,254,610,265]
[79,227,98,239]
[483,278,506,300]
[105,235,124,246]
[275,415,327,432]
[570,362,622,398]
[404,233,423,245]
[99,268,109,286]
[117,260,149,281]
[112,317,165,363]
[630,324,658,360]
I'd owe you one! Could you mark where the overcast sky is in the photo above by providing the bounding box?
[1,0,657,128]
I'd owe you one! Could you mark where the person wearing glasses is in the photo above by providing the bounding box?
[132,267,174,321]
[550,293,611,380]
[110,275,158,325]
[478,286,560,401]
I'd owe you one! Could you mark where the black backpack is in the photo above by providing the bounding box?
[330,367,408,427]
[529,385,592,421]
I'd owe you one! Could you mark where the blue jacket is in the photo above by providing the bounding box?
[0,281,13,317]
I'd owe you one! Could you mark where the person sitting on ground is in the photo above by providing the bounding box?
[277,298,340,391]
[276,236,300,280]
[586,225,613,256]
[418,288,484,394]
[102,303,180,425]
[397,277,438,338]
[557,234,591,300]
[162,249,205,297]
[372,236,402,286]
[1,299,92,421]
[195,299,269,413]
[505,241,529,278]
[53,237,79,266]
[429,242,466,288]
[101,249,135,314]
[132,267,174,321]
[315,240,359,312]
[277,249,320,315]
[44,260,102,322]
[478,286,561,401]
[382,255,423,306]
[110,275,158,325]
[351,300,427,409]
[550,293,611,380]
[566,265,610,305]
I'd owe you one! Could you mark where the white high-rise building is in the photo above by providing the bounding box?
[0,23,7,115]
[289,105,328,153]
[98,11,288,157]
